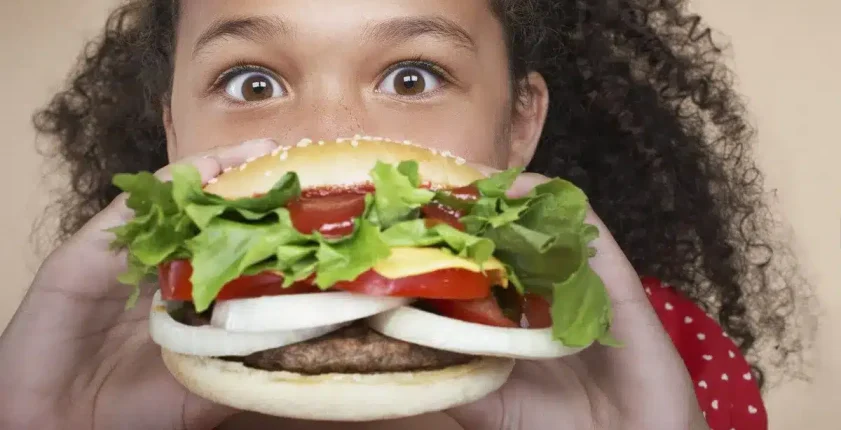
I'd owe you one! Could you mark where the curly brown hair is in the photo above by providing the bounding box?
[33,0,808,389]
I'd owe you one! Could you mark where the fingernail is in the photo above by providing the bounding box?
[240,138,279,147]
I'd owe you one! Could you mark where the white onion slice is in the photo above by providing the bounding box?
[367,306,589,359]
[211,292,411,332]
[149,292,343,357]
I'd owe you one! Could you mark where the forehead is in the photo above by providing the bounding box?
[177,0,499,48]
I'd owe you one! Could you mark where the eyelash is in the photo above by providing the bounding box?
[381,57,452,88]
[211,62,278,93]
[210,58,453,98]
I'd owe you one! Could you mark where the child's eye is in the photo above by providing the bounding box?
[223,69,285,102]
[377,65,444,96]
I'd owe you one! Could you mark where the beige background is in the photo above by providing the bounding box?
[0,1,838,428]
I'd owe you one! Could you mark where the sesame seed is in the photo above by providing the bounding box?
[280,151,288,160]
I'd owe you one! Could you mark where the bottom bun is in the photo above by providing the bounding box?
[161,348,515,422]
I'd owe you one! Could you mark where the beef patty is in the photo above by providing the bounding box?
[172,305,474,374]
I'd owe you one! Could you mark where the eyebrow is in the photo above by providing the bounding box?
[193,15,292,59]
[362,16,477,52]
[193,15,476,59]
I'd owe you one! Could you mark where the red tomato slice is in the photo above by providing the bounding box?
[425,296,519,327]
[421,204,465,231]
[333,268,493,300]
[158,260,320,301]
[287,192,367,237]
[426,292,553,329]
[447,185,480,201]
[521,294,552,328]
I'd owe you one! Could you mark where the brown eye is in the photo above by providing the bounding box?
[225,71,284,102]
[378,66,442,96]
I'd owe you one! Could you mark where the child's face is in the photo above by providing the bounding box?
[165,0,548,168]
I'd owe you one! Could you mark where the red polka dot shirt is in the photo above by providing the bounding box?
[642,277,768,430]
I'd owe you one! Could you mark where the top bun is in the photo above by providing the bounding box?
[204,137,486,199]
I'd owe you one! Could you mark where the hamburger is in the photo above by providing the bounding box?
[109,137,617,421]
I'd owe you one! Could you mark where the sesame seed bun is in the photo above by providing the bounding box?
[162,348,514,422]
[203,137,484,199]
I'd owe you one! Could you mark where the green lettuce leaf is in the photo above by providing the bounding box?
[369,161,435,228]
[479,178,615,347]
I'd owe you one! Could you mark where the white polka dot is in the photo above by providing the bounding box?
[729,350,736,358]
[723,331,729,338]
[721,373,729,381]
[684,316,693,324]
[697,333,706,340]
[711,399,719,410]
[743,372,752,380]
[664,302,674,310]
[748,405,758,414]
[702,354,713,361]
[644,287,652,295]
[698,380,708,389]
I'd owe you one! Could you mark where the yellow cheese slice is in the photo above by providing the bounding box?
[372,247,507,285]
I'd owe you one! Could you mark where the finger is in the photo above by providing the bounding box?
[82,138,278,234]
